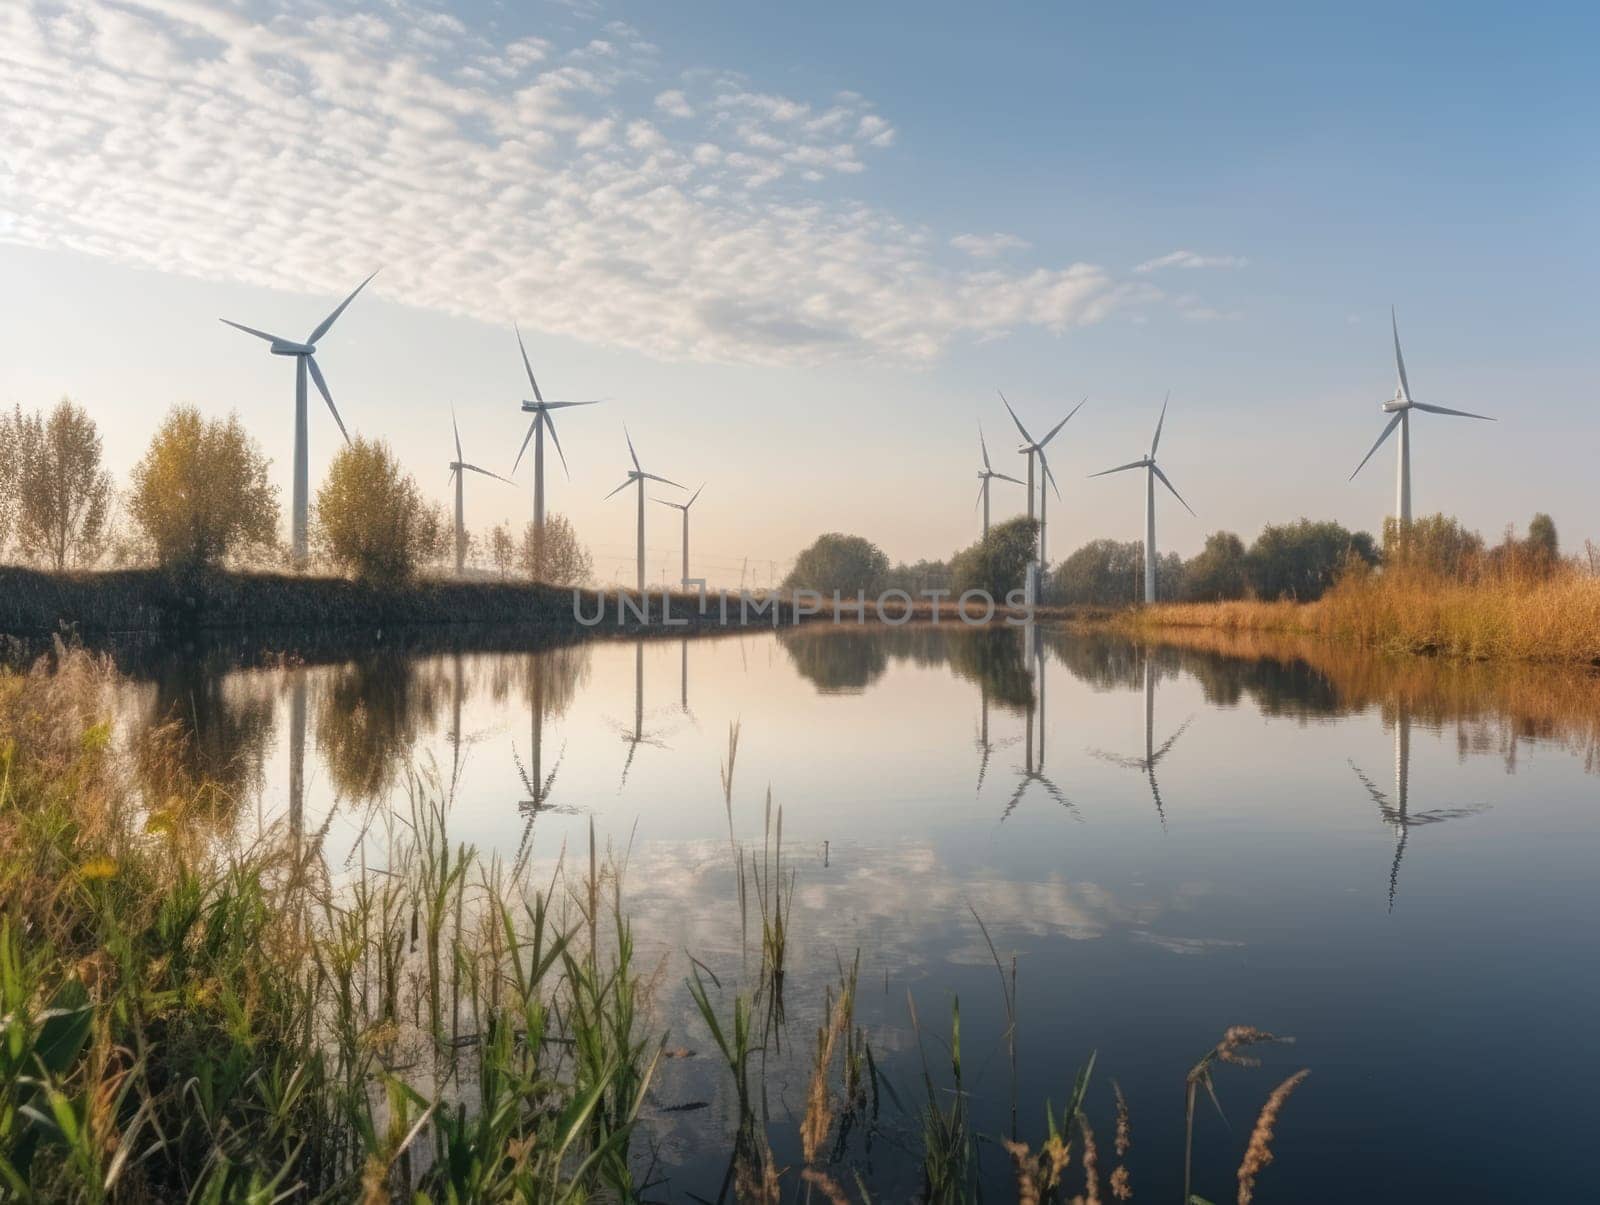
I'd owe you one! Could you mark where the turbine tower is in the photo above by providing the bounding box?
[221,271,377,566]
[1001,393,1085,561]
[1090,394,1194,604]
[655,483,705,586]
[510,324,601,574]
[604,429,682,593]
[1349,308,1494,528]
[448,410,514,575]
[975,426,1023,539]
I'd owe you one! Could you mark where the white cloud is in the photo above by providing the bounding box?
[1134,249,1249,273]
[0,0,1164,364]
[951,232,1031,259]
[653,88,693,119]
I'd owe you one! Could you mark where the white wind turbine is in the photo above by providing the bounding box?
[605,430,683,592]
[655,483,705,587]
[1001,393,1085,562]
[509,324,601,566]
[974,427,1023,539]
[1349,308,1494,527]
[221,271,378,566]
[448,409,514,575]
[1090,394,1194,604]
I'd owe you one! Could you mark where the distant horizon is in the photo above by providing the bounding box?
[3,0,1595,579]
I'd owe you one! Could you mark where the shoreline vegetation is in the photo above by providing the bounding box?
[1116,566,1600,667]
[0,647,1311,1202]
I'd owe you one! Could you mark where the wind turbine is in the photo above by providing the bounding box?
[448,410,513,575]
[1349,308,1494,528]
[1001,394,1085,562]
[1349,707,1486,912]
[1003,624,1074,820]
[509,325,602,573]
[604,429,682,593]
[513,653,570,878]
[1090,656,1194,829]
[975,427,1023,539]
[221,271,377,566]
[655,483,705,587]
[1090,395,1194,604]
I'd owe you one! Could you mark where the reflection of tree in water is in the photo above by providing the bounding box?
[479,640,592,719]
[945,627,1035,712]
[315,654,442,803]
[781,624,1042,699]
[779,629,891,693]
[135,658,275,812]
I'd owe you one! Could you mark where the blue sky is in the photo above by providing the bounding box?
[1,0,1595,583]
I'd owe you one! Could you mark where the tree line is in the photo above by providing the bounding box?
[783,512,1573,607]
[0,398,592,584]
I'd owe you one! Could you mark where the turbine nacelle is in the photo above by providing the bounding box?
[270,341,315,357]
[1381,398,1410,413]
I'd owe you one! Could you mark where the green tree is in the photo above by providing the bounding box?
[783,532,890,597]
[313,437,432,584]
[1051,538,1148,606]
[12,397,113,570]
[128,405,279,571]
[1182,531,1249,601]
[520,514,593,585]
[1246,519,1378,600]
[949,516,1038,601]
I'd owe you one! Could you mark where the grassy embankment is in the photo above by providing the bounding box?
[1123,568,1600,665]
[0,649,1310,1202]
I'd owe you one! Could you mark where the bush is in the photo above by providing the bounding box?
[1246,519,1378,601]
[1382,513,1482,580]
[313,437,433,583]
[520,513,593,585]
[1052,538,1182,605]
[950,516,1038,601]
[128,405,279,572]
[1183,531,1248,601]
[783,532,890,597]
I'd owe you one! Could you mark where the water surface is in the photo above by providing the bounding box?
[109,625,1600,1201]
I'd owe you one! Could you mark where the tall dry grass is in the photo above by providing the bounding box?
[1129,565,1600,665]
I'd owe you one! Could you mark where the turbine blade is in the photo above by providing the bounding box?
[514,322,544,403]
[1150,392,1170,455]
[641,472,684,488]
[511,417,538,474]
[1348,412,1403,480]
[1391,306,1411,401]
[687,482,705,508]
[625,427,640,472]
[452,407,462,462]
[307,270,378,344]
[539,399,602,409]
[994,472,1025,485]
[1411,402,1495,421]
[543,410,572,479]
[604,478,633,500]
[974,480,985,510]
[1037,397,1086,449]
[1090,459,1147,478]
[998,390,1034,443]
[305,356,350,444]
[219,318,289,344]
[1041,451,1062,499]
[979,424,993,471]
[654,498,684,510]
[462,463,515,484]
[1152,463,1195,516]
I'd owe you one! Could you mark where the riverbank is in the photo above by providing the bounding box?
[1113,570,1600,666]
[0,566,1057,646]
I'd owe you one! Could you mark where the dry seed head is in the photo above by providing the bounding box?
[1236,1069,1310,1205]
